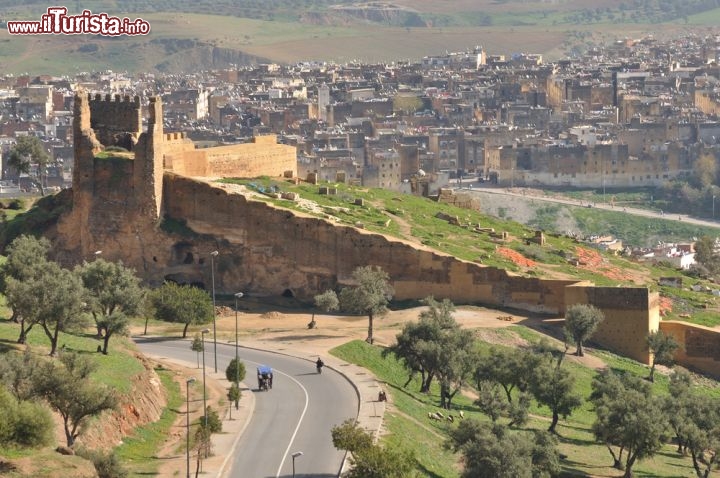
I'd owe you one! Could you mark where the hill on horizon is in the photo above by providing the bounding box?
[0,0,717,74]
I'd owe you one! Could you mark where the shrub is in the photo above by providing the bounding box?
[8,199,24,210]
[201,406,222,433]
[0,386,53,448]
[77,448,128,478]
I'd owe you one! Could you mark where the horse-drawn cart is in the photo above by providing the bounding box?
[257,365,273,391]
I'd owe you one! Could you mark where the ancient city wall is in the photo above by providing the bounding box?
[565,285,660,363]
[162,175,578,313]
[165,135,296,179]
[659,321,720,378]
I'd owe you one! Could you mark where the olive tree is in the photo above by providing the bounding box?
[0,235,52,344]
[563,303,604,357]
[338,266,394,344]
[77,259,144,354]
[590,370,669,477]
[646,330,680,382]
[149,282,213,338]
[32,351,117,447]
[6,261,88,356]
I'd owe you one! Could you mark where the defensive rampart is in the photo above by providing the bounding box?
[659,321,720,377]
[565,285,660,363]
[161,175,577,312]
[54,90,687,372]
[165,135,296,178]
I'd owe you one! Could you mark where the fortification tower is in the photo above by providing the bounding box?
[67,91,165,259]
[133,96,164,219]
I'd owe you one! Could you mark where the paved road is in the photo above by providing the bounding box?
[458,185,720,230]
[135,338,359,478]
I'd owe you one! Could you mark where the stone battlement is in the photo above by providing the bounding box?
[88,93,142,140]
[165,132,186,141]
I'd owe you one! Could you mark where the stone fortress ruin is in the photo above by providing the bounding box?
[51,91,720,377]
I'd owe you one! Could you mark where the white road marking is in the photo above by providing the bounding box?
[242,358,310,478]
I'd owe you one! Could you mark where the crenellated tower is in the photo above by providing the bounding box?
[66,91,165,260]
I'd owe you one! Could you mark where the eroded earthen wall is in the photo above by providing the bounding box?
[565,285,660,363]
[161,175,578,312]
[165,136,296,179]
[659,321,720,378]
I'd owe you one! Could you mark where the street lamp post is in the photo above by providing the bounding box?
[186,377,196,478]
[210,251,219,373]
[291,451,304,478]
[200,328,210,428]
[713,195,716,219]
[234,292,244,384]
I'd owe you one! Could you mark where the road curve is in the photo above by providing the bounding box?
[134,337,359,478]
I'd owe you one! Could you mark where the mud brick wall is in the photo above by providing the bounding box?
[565,285,660,363]
[165,137,296,179]
[163,175,577,311]
[660,321,720,378]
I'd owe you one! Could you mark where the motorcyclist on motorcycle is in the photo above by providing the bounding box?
[316,357,324,374]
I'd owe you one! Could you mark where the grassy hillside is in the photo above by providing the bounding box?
[331,336,720,478]
[214,178,720,326]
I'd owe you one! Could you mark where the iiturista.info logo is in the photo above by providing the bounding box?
[7,7,151,36]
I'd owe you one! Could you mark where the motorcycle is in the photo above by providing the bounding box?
[316,359,324,374]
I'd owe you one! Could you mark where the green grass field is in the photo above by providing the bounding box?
[331,334,717,478]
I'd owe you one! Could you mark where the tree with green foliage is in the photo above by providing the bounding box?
[77,259,144,354]
[530,349,582,434]
[0,234,52,343]
[665,368,694,454]
[338,265,393,344]
[0,385,53,448]
[474,381,508,423]
[0,348,40,401]
[32,351,117,447]
[446,419,560,478]
[563,303,604,356]
[692,152,717,190]
[474,346,541,404]
[225,358,246,385]
[149,282,214,338]
[7,135,52,196]
[646,330,680,382]
[693,235,720,276]
[191,334,203,368]
[201,406,222,434]
[348,443,416,478]
[331,418,374,453]
[435,322,475,410]
[679,394,720,478]
[227,383,241,414]
[331,418,416,478]
[311,289,339,328]
[590,370,669,477]
[385,296,457,393]
[5,261,88,356]
[385,296,474,408]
